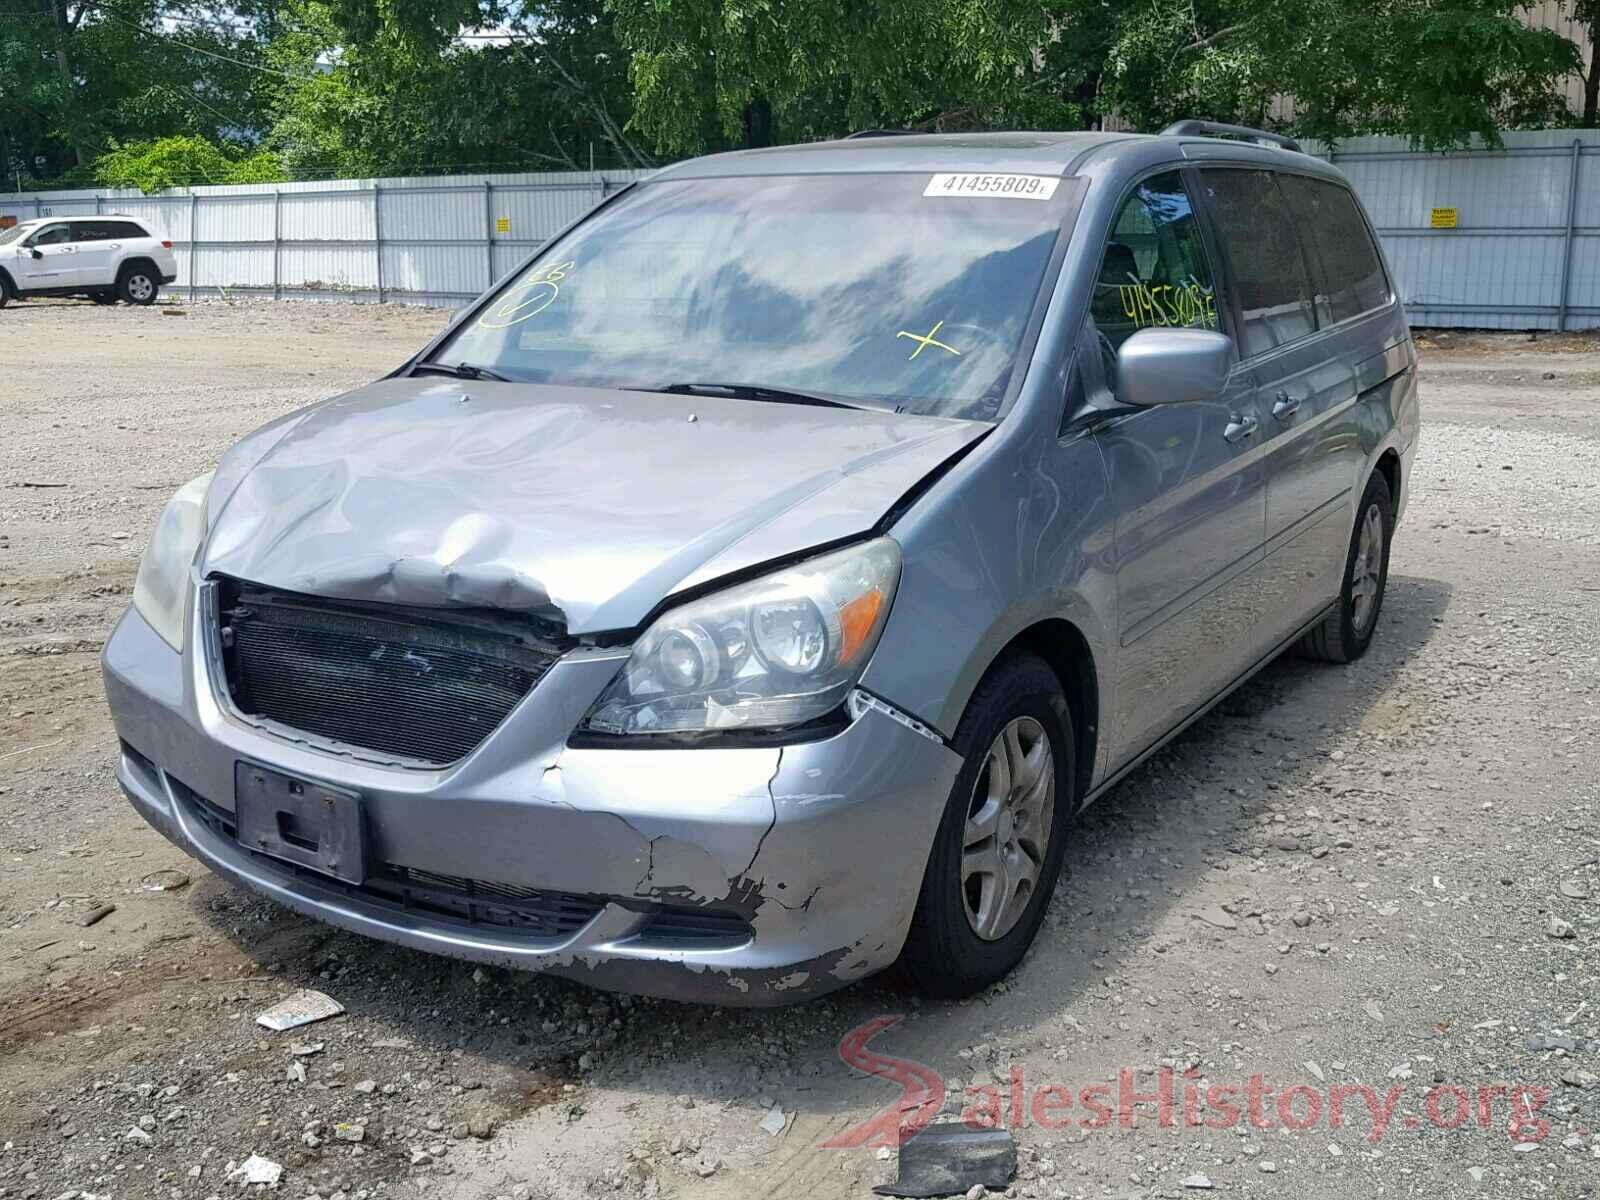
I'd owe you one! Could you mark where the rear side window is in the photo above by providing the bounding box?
[105,220,149,238]
[1198,169,1317,358]
[1279,176,1389,322]
[71,223,109,241]
[1091,170,1219,359]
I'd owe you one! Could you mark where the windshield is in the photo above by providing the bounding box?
[431,172,1083,420]
[0,224,33,247]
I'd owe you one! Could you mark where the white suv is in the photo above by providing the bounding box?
[0,216,178,308]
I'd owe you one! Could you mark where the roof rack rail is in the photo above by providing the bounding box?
[844,129,918,139]
[1159,120,1301,153]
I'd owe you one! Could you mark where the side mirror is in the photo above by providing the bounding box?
[1115,328,1233,408]
[30,248,43,260]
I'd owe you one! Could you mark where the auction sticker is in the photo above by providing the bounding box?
[924,173,1060,200]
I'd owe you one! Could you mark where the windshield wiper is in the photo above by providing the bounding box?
[412,361,515,382]
[629,381,865,411]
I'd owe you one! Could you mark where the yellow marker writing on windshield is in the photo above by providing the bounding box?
[897,320,963,360]
[478,260,575,330]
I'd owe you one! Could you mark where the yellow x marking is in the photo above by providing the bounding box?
[896,320,962,360]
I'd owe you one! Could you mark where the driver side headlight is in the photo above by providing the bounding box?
[579,538,901,738]
[132,471,213,652]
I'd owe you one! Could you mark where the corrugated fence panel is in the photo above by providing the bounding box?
[280,191,373,243]
[3,149,1598,326]
[382,241,491,301]
[380,184,484,243]
[280,242,378,294]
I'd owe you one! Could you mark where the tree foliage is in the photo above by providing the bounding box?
[92,135,285,191]
[0,0,1593,193]
[1073,0,1581,149]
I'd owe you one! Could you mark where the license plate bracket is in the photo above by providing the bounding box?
[235,762,366,884]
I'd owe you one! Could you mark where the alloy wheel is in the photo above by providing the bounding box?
[1351,502,1383,634]
[961,716,1055,941]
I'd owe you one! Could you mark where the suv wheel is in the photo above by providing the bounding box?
[118,266,159,306]
[899,652,1074,997]
[1297,472,1393,663]
[0,278,10,309]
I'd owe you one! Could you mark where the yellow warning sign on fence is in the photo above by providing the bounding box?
[1429,207,1458,229]
[495,216,511,234]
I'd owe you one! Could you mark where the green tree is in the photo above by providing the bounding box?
[267,0,651,175]
[1,1,285,186]
[92,134,285,191]
[609,0,1583,154]
[606,0,1066,157]
[1079,0,1579,148]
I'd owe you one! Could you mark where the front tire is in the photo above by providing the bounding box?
[1297,472,1393,663]
[118,266,159,306]
[899,652,1074,998]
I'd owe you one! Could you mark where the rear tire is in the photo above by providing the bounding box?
[1297,472,1393,663]
[898,652,1074,998]
[0,278,10,309]
[118,265,159,306]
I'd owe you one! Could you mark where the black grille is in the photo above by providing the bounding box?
[366,863,605,937]
[638,906,754,948]
[216,581,565,765]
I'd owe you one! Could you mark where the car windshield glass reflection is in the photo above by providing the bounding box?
[433,173,1080,420]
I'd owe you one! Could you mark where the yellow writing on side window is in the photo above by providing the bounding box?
[1115,281,1218,332]
[477,260,575,330]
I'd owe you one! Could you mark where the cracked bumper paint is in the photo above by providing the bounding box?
[102,601,963,1005]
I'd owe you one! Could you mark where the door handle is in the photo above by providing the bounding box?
[107,243,121,250]
[1223,413,1259,444]
[1272,391,1302,420]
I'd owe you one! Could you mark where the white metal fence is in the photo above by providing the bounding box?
[0,169,648,309]
[4,130,1600,329]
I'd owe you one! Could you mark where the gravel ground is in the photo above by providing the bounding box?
[1,300,1596,1200]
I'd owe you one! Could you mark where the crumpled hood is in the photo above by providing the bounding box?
[201,377,986,634]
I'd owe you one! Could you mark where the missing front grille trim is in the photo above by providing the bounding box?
[214,579,569,766]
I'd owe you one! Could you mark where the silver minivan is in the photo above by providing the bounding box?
[103,124,1420,1005]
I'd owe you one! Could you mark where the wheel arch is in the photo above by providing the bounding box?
[1374,447,1401,510]
[0,265,14,298]
[118,256,161,282]
[982,618,1100,806]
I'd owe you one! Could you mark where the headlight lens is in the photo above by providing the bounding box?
[131,471,213,651]
[579,537,901,737]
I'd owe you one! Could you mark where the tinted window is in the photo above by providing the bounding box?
[71,223,109,241]
[28,223,72,247]
[1091,171,1219,369]
[104,220,148,238]
[1279,176,1389,322]
[1199,169,1317,357]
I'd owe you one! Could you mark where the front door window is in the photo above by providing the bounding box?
[1091,171,1220,392]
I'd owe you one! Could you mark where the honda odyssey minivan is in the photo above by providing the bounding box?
[103,122,1419,1005]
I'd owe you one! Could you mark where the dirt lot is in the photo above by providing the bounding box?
[1,301,1596,1200]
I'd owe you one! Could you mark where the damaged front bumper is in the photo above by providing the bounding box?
[102,601,962,1005]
